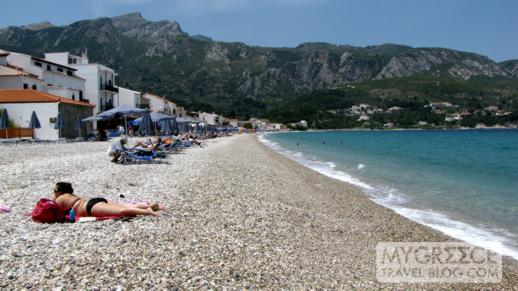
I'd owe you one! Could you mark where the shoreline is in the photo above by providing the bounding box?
[0,134,517,288]
[280,127,518,133]
[252,134,518,286]
[258,132,518,261]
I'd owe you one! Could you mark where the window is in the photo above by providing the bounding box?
[67,71,73,76]
[68,58,76,65]
[79,91,83,101]
[57,67,63,73]
[46,65,51,71]
[34,62,42,67]
[32,84,37,90]
[23,83,28,89]
[72,93,75,100]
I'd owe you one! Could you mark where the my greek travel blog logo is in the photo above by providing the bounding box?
[376,242,502,283]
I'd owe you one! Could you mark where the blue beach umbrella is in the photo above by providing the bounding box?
[159,119,172,135]
[139,112,154,136]
[54,112,64,138]
[28,111,41,129]
[171,117,178,135]
[0,108,8,138]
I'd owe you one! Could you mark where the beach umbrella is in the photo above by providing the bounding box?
[139,112,154,136]
[82,115,104,122]
[54,112,64,138]
[171,117,178,135]
[96,105,148,134]
[0,108,8,138]
[96,105,147,119]
[133,112,175,124]
[28,111,41,129]
[160,119,172,135]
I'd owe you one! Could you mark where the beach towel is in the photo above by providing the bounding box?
[73,216,133,223]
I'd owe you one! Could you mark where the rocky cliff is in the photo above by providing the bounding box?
[0,12,516,116]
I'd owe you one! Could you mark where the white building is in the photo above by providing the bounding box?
[228,119,239,127]
[357,114,370,121]
[142,93,179,116]
[44,52,118,115]
[118,86,149,109]
[200,112,223,126]
[0,89,94,140]
[0,55,44,91]
[0,50,86,101]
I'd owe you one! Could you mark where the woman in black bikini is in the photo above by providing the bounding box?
[52,182,161,218]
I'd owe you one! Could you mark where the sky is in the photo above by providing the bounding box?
[1,0,517,61]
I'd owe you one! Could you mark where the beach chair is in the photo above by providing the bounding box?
[118,150,156,165]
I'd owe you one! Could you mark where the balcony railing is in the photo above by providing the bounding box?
[100,83,119,93]
[100,104,114,112]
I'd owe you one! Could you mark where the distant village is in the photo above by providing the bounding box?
[327,101,514,129]
[0,49,289,141]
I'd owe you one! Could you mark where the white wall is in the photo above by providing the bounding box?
[163,100,178,115]
[143,93,165,112]
[200,112,219,125]
[41,71,84,99]
[0,76,43,90]
[74,64,117,114]
[1,102,59,140]
[118,87,140,107]
[44,52,69,65]
[74,65,100,113]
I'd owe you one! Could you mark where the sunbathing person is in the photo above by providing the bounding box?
[52,182,161,218]
[133,137,162,150]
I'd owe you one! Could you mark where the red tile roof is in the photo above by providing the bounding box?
[0,89,95,107]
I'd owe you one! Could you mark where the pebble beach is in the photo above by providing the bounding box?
[0,134,517,289]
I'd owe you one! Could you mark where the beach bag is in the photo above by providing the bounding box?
[31,198,66,223]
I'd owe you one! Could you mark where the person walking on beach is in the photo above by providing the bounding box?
[52,182,161,218]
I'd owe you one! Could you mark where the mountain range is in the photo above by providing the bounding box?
[1,12,517,119]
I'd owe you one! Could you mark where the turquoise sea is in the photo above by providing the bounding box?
[260,129,518,259]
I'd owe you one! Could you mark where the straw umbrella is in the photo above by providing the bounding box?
[0,108,9,138]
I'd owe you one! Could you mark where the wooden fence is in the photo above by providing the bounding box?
[0,128,34,138]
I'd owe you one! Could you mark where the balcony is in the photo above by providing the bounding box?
[100,103,114,112]
[100,83,119,93]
